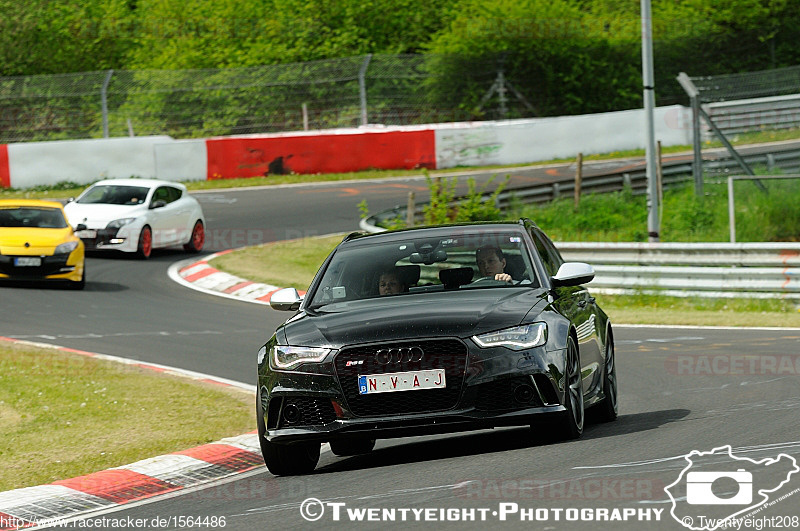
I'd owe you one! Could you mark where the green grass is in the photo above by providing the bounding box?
[211,234,343,291]
[0,341,254,491]
[596,293,800,327]
[512,179,800,242]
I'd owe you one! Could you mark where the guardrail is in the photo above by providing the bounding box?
[560,243,800,300]
[706,94,800,137]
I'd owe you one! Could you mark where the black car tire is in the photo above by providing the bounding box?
[557,335,584,440]
[593,333,618,423]
[329,439,376,457]
[256,395,320,476]
[262,439,320,476]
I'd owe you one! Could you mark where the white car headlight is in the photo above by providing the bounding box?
[270,345,334,370]
[473,323,547,350]
[106,218,136,230]
[54,241,79,255]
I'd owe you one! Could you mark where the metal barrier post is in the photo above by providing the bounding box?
[728,176,736,243]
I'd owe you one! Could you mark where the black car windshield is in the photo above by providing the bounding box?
[308,230,539,308]
[77,185,149,205]
[0,207,68,228]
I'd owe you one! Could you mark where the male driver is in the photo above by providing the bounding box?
[476,246,512,283]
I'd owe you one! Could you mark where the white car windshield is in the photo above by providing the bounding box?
[308,230,538,309]
[77,185,149,205]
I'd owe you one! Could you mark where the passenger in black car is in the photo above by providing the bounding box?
[378,268,407,295]
[475,246,513,283]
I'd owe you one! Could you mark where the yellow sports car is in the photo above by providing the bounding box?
[0,199,86,289]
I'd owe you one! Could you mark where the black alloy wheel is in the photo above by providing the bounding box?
[593,332,618,422]
[558,335,584,440]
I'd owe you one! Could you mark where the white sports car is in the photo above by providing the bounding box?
[64,179,206,259]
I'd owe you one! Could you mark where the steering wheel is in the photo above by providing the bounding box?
[470,276,509,286]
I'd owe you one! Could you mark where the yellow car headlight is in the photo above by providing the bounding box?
[54,241,79,255]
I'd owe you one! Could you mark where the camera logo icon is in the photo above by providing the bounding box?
[686,469,753,505]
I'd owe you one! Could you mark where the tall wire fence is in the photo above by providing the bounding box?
[690,65,800,103]
[2,54,799,144]
[0,54,507,143]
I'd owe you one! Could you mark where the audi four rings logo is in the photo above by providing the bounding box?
[375,346,424,364]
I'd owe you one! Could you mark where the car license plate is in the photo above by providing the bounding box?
[358,369,446,395]
[76,229,97,239]
[14,257,42,267]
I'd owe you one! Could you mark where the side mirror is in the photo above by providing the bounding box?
[270,287,303,311]
[150,200,167,209]
[551,262,595,288]
[66,197,75,203]
[75,224,87,232]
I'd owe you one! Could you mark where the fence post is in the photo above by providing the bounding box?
[302,103,309,131]
[728,176,736,243]
[358,54,373,126]
[497,69,508,119]
[656,140,663,203]
[406,191,415,227]
[101,69,114,138]
[574,153,583,209]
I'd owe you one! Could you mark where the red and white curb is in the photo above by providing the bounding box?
[0,433,263,530]
[169,250,304,306]
[0,337,261,530]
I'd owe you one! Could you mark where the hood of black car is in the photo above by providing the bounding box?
[282,288,550,347]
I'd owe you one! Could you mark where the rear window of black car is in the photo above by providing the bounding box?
[308,230,539,308]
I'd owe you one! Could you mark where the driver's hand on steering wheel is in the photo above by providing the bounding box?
[494,273,512,283]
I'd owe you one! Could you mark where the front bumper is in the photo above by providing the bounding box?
[263,403,566,445]
[258,338,567,445]
[0,250,84,283]
[78,224,139,253]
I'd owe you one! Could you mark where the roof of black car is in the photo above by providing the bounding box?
[342,220,529,245]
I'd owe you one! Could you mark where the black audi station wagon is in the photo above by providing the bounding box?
[257,219,617,475]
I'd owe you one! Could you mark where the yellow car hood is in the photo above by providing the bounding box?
[0,227,75,255]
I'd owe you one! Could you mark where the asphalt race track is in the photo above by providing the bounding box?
[2,161,800,530]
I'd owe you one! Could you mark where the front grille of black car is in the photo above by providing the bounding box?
[269,396,337,429]
[0,254,71,278]
[334,339,468,417]
[474,376,545,411]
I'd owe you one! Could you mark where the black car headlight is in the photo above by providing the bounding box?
[472,323,547,350]
[270,345,334,370]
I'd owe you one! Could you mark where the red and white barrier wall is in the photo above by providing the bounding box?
[0,105,691,189]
